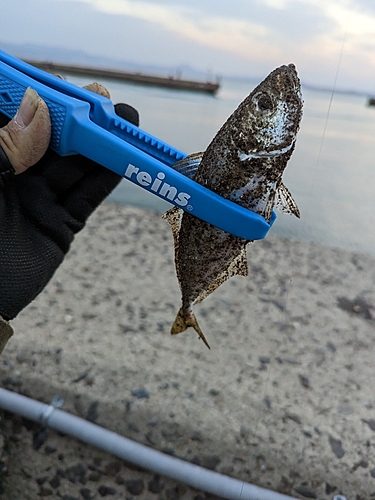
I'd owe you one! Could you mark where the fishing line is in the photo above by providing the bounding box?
[252,0,353,460]
[302,0,353,228]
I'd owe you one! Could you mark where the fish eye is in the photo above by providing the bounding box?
[254,93,274,114]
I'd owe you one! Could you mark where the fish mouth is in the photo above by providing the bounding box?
[277,63,302,99]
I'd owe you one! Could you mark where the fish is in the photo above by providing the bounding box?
[162,63,303,349]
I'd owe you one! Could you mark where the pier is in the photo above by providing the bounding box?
[24,60,220,95]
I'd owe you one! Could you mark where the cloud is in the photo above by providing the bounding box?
[1,0,374,91]
[84,0,337,44]
[71,0,339,67]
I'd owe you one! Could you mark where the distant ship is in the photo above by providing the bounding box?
[368,97,375,106]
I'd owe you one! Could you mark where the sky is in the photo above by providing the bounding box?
[1,0,375,93]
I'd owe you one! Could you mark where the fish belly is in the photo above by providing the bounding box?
[168,209,249,308]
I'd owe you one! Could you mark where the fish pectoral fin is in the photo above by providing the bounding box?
[276,182,300,218]
[171,152,204,179]
[171,308,211,349]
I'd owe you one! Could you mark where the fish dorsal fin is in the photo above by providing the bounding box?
[276,182,300,218]
[171,152,204,179]
[162,206,183,246]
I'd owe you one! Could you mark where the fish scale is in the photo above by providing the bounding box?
[164,64,303,349]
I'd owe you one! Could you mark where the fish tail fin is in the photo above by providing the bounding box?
[171,308,211,349]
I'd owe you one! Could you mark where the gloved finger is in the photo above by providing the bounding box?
[115,103,140,128]
[0,88,51,174]
[32,85,139,197]
[61,163,121,225]
[31,98,140,199]
[29,148,99,196]
[0,112,10,128]
[59,102,140,224]
[83,82,111,99]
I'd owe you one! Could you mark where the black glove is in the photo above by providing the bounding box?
[0,102,139,321]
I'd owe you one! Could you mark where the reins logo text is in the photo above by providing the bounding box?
[124,164,191,207]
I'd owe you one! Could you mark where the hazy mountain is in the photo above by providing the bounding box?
[0,41,218,81]
[1,41,368,96]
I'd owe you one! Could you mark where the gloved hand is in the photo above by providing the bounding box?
[0,85,139,322]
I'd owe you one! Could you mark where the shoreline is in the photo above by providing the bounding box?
[1,202,375,499]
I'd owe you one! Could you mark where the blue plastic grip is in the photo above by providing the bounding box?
[0,49,186,167]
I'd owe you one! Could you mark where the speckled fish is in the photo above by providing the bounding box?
[163,64,303,348]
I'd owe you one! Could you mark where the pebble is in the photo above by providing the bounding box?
[329,436,345,459]
[201,455,221,471]
[148,474,165,493]
[128,422,140,433]
[239,426,248,439]
[88,471,101,482]
[191,430,204,442]
[145,431,156,445]
[337,296,374,320]
[166,485,183,500]
[147,417,158,427]
[126,479,144,495]
[326,341,337,352]
[72,371,90,383]
[86,401,99,422]
[263,396,271,409]
[55,348,63,364]
[1,377,22,387]
[66,463,87,484]
[44,445,57,455]
[362,419,375,431]
[259,356,271,364]
[285,412,302,424]
[32,428,49,450]
[80,488,93,500]
[39,486,54,497]
[49,474,61,489]
[298,375,311,389]
[209,389,220,396]
[104,461,121,476]
[325,483,337,494]
[352,459,368,471]
[122,460,145,472]
[370,468,375,478]
[98,485,117,497]
[294,485,317,498]
[131,388,150,399]
[36,476,48,486]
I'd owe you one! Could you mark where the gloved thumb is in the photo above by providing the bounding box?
[0,87,51,174]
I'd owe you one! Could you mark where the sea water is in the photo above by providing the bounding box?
[67,75,375,255]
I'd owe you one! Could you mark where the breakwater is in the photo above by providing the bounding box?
[24,59,220,95]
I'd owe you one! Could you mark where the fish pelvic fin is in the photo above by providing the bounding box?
[162,205,183,248]
[171,152,204,179]
[228,246,249,277]
[171,308,211,349]
[191,245,249,307]
[276,182,300,218]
